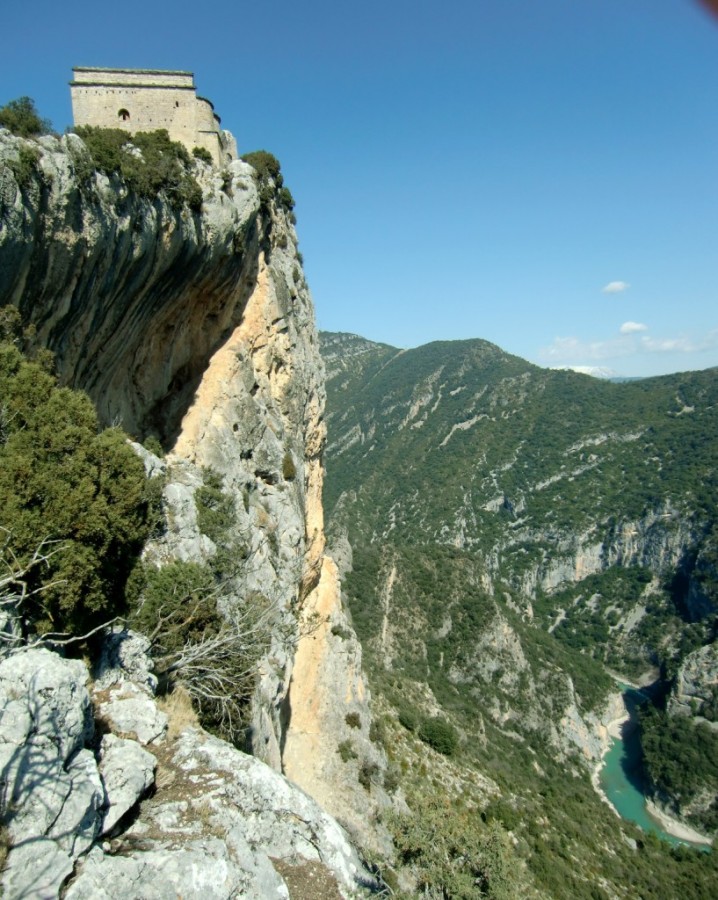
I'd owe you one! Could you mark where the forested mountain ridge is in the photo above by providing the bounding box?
[321,330,718,897]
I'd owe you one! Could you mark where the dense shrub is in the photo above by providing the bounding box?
[0,332,150,640]
[389,794,520,899]
[195,468,236,545]
[192,146,213,164]
[73,126,203,209]
[241,150,281,183]
[418,716,459,756]
[0,96,52,138]
[640,704,718,831]
[241,149,296,214]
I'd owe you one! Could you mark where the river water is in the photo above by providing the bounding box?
[599,688,710,850]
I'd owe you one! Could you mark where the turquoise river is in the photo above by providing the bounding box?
[599,688,711,851]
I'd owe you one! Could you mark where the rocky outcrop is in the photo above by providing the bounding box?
[0,645,378,899]
[283,557,389,851]
[669,642,718,722]
[0,127,384,876]
[0,649,103,899]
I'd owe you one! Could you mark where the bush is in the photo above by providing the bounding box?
[345,711,362,729]
[0,335,150,641]
[369,717,387,745]
[338,739,357,762]
[195,468,236,545]
[383,765,400,793]
[389,795,521,898]
[128,559,273,743]
[358,760,380,791]
[241,150,281,183]
[398,705,420,733]
[282,451,296,481]
[418,717,459,756]
[241,150,296,214]
[73,126,203,209]
[6,144,41,189]
[192,146,213,164]
[0,96,52,138]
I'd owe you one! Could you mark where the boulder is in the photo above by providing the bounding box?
[94,681,168,745]
[94,628,158,695]
[99,734,156,835]
[0,649,103,899]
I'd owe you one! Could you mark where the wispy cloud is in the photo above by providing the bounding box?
[539,328,718,366]
[539,335,633,362]
[602,281,630,293]
[619,321,647,334]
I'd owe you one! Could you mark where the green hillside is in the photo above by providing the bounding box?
[320,331,718,897]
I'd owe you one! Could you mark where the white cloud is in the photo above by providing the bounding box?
[620,321,648,334]
[540,335,634,362]
[539,328,718,368]
[602,281,630,293]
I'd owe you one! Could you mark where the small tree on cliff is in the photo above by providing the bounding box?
[0,97,53,138]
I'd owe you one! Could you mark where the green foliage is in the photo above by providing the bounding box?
[0,338,150,639]
[0,96,52,138]
[128,558,272,743]
[345,711,362,729]
[192,146,213,164]
[418,716,459,756]
[640,705,718,831]
[195,468,236,545]
[73,126,203,209]
[369,716,387,745]
[383,764,400,793]
[389,794,520,899]
[278,186,295,210]
[128,560,217,651]
[397,705,420,733]
[5,144,42,189]
[282,451,296,481]
[241,150,281,182]
[241,150,296,214]
[338,739,357,762]
[358,759,380,791]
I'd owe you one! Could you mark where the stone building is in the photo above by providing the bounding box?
[70,67,237,166]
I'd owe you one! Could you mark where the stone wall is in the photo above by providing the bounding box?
[70,67,236,166]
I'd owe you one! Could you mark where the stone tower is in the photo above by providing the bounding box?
[70,67,237,166]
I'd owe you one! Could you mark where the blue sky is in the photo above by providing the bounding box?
[3,0,717,377]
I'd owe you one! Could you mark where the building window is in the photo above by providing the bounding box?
[118,108,130,121]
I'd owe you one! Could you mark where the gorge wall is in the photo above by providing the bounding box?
[0,128,382,846]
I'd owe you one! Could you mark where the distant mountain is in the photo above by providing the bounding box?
[320,331,718,897]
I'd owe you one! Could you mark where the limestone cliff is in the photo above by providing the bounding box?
[0,128,381,844]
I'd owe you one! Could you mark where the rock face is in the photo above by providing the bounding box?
[0,128,381,874]
[669,642,718,721]
[0,649,103,899]
[0,646,377,899]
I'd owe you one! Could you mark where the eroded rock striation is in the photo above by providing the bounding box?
[0,127,383,889]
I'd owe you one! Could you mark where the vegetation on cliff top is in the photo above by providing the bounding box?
[73,125,203,209]
[0,96,53,139]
